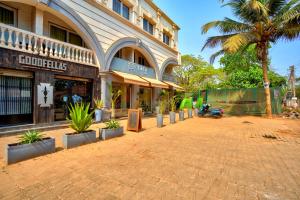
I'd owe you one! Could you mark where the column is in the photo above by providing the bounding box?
[34,8,44,35]
[121,85,127,109]
[100,73,112,109]
[152,88,161,113]
[132,85,140,109]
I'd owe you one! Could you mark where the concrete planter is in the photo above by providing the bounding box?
[169,112,176,124]
[179,111,184,121]
[100,127,124,140]
[188,109,193,118]
[157,114,163,128]
[62,130,96,149]
[4,138,55,165]
[95,109,103,122]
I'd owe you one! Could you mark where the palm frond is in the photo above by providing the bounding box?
[209,50,225,64]
[202,34,237,51]
[267,0,286,16]
[201,21,221,34]
[223,32,255,53]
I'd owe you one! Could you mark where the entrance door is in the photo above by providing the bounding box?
[0,75,33,126]
[139,87,152,114]
[54,77,92,121]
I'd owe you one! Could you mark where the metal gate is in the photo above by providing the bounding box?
[0,75,33,125]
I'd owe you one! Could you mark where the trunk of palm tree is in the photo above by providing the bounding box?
[261,44,272,118]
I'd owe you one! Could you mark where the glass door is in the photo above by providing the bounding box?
[139,87,152,114]
[54,78,92,121]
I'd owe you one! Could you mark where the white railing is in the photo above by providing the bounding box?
[0,23,96,66]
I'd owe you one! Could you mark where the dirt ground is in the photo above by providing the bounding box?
[0,116,299,200]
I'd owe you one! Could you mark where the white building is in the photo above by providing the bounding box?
[0,0,181,126]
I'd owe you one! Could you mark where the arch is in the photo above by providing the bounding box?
[159,57,179,80]
[105,37,159,78]
[2,0,106,69]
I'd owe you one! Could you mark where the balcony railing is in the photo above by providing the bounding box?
[0,23,96,66]
[111,57,156,78]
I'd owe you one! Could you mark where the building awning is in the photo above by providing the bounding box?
[164,81,185,91]
[141,77,169,89]
[112,71,150,87]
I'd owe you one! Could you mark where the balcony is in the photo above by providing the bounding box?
[0,23,96,66]
[162,74,176,82]
[111,57,156,79]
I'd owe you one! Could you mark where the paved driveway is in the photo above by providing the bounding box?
[0,116,300,200]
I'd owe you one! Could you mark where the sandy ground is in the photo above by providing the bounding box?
[0,116,299,200]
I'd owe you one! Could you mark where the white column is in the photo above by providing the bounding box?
[100,73,112,109]
[132,85,140,109]
[34,8,44,35]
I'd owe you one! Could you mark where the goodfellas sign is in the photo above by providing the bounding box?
[19,55,67,71]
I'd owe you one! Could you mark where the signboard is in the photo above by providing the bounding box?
[127,109,142,132]
[111,57,156,78]
[37,83,53,107]
[19,55,67,71]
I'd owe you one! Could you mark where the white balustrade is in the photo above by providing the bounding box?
[0,23,96,66]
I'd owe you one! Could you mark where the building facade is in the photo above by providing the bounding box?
[0,0,181,127]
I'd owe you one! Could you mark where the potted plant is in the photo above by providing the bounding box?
[194,97,203,117]
[157,100,166,128]
[109,84,122,119]
[169,96,178,124]
[94,98,103,123]
[62,103,96,149]
[4,130,55,165]
[100,119,124,140]
[180,97,193,118]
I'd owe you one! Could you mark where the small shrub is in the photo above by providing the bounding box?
[159,100,166,115]
[68,103,94,134]
[180,97,193,110]
[105,120,121,129]
[19,130,45,144]
[94,98,103,109]
[169,95,179,112]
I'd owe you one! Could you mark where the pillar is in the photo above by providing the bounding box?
[132,85,140,109]
[121,84,127,109]
[34,8,44,35]
[100,73,112,109]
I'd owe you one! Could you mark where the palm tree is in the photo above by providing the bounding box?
[202,0,300,118]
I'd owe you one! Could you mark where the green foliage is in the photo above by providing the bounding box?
[195,97,203,109]
[19,130,45,144]
[174,55,224,92]
[94,98,103,109]
[109,84,122,109]
[180,97,193,110]
[158,100,166,115]
[105,120,121,129]
[169,95,179,112]
[68,103,94,133]
[219,45,287,89]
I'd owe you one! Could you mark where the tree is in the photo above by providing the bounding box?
[174,55,224,92]
[202,0,300,118]
[219,45,287,88]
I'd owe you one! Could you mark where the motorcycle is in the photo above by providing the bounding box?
[198,104,224,118]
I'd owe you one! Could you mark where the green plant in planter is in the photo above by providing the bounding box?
[169,95,179,112]
[68,103,94,134]
[94,98,103,109]
[195,97,203,109]
[180,97,193,110]
[109,84,122,118]
[105,119,121,129]
[19,130,45,144]
[158,100,166,115]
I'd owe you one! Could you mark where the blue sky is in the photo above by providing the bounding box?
[154,0,300,77]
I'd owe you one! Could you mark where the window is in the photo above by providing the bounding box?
[143,18,154,35]
[163,33,170,45]
[69,32,83,46]
[50,25,84,47]
[0,5,16,26]
[50,25,67,42]
[113,0,130,20]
